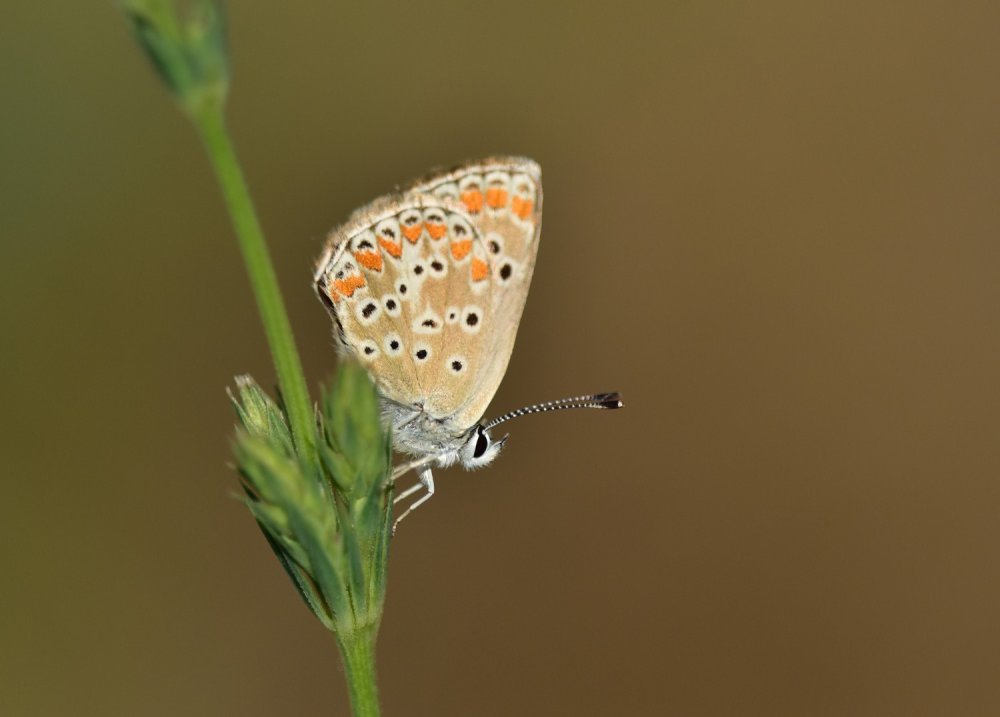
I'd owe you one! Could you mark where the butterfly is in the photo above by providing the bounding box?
[314,157,621,531]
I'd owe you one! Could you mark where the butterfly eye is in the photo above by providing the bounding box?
[473,429,489,459]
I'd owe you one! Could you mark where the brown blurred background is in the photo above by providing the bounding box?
[3,1,999,715]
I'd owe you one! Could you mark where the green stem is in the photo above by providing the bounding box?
[192,105,316,469]
[338,631,382,717]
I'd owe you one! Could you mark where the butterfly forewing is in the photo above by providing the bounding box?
[316,157,542,435]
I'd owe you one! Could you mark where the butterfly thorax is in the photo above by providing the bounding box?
[382,398,470,463]
[382,397,506,470]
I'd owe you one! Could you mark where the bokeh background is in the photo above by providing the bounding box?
[3,1,999,715]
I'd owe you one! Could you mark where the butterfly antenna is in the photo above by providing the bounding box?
[484,392,623,431]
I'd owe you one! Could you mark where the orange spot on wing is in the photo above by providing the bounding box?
[333,274,366,298]
[485,188,508,209]
[402,223,423,243]
[450,239,473,260]
[354,250,383,272]
[511,197,534,220]
[471,258,489,282]
[425,222,447,240]
[461,190,484,213]
[378,237,402,258]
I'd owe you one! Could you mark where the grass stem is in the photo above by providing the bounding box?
[192,105,317,471]
[338,630,382,717]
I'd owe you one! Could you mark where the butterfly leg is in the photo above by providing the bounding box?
[390,455,436,483]
[392,466,435,535]
[392,479,426,505]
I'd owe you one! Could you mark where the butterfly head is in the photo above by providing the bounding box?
[458,424,508,469]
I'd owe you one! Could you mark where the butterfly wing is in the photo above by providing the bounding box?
[315,193,495,426]
[408,157,543,429]
[315,157,542,435]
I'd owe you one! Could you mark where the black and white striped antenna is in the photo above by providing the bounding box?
[483,392,623,431]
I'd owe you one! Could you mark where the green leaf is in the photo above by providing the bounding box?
[322,363,384,486]
[230,375,294,457]
[286,507,353,624]
[336,499,369,618]
[318,435,355,494]
[230,366,391,641]
[255,514,335,630]
[368,496,393,616]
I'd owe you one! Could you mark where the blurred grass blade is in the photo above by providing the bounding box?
[121,0,229,115]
